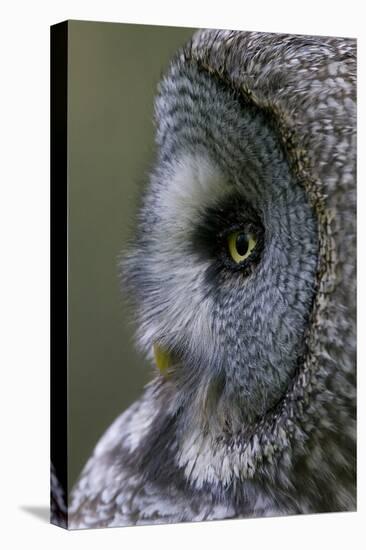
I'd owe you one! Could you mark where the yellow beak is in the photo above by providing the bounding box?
[153,343,171,375]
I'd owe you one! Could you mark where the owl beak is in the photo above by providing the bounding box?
[153,343,171,375]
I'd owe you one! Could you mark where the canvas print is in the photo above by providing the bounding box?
[50,20,357,529]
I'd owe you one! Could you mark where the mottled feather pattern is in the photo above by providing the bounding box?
[63,30,356,529]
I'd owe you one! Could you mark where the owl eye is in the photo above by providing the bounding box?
[227,231,257,263]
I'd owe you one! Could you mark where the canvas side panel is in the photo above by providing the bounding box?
[50,20,69,529]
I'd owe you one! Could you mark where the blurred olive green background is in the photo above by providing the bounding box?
[68,20,195,491]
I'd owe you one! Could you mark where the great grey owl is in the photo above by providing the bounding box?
[58,29,357,528]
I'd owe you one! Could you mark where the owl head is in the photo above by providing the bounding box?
[122,46,320,434]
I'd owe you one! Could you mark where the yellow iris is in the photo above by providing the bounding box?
[227,231,257,263]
